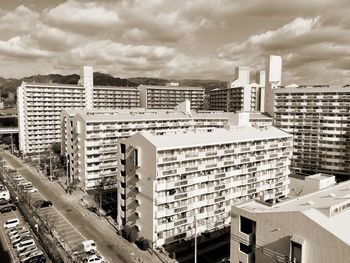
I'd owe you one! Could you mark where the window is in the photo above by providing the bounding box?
[121,143,126,153]
[291,241,302,263]
[240,216,255,234]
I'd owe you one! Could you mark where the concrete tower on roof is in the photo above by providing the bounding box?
[265,55,282,116]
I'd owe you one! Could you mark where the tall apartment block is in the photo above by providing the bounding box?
[209,67,265,112]
[273,85,350,180]
[117,126,292,247]
[61,101,271,190]
[17,66,140,154]
[264,55,350,179]
[230,180,350,263]
[137,83,205,110]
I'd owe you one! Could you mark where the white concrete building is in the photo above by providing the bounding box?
[230,180,350,263]
[272,85,350,179]
[61,101,271,190]
[17,66,140,154]
[137,83,205,110]
[289,173,336,197]
[118,126,292,247]
[209,67,265,112]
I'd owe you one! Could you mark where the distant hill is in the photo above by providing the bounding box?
[0,72,227,97]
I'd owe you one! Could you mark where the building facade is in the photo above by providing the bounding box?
[17,66,140,154]
[61,102,266,190]
[118,126,292,247]
[138,83,205,110]
[230,180,350,263]
[209,67,265,112]
[272,85,350,180]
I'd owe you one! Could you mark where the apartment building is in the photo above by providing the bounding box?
[18,66,140,154]
[137,83,205,110]
[93,86,139,109]
[61,101,259,190]
[117,126,292,247]
[230,180,350,263]
[209,67,265,112]
[272,85,350,180]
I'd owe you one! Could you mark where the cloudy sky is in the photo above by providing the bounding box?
[0,0,350,84]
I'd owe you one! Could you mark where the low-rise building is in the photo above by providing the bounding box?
[230,180,350,263]
[118,126,292,247]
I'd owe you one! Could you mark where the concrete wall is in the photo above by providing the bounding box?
[119,133,157,244]
[231,208,350,263]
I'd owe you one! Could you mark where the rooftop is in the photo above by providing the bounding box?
[141,126,291,149]
[274,85,350,94]
[236,180,350,245]
[137,84,204,91]
[23,82,82,88]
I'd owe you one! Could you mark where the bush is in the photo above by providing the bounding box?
[136,237,150,251]
[122,225,139,243]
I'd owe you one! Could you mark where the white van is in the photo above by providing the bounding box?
[16,239,35,252]
[82,240,96,252]
[4,218,19,229]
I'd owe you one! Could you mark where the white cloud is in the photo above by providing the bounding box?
[46,0,120,28]
[0,36,50,58]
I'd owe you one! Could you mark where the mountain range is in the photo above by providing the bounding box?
[0,72,228,95]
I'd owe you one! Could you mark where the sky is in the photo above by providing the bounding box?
[0,0,350,85]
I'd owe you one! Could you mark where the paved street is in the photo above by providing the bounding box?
[1,150,167,263]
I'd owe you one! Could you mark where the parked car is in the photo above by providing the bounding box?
[34,200,53,209]
[0,204,17,214]
[4,218,19,229]
[9,228,28,238]
[7,226,26,236]
[18,245,38,257]
[9,230,30,240]
[12,237,32,248]
[20,250,43,263]
[84,255,105,263]
[13,175,23,181]
[0,198,12,205]
[15,238,35,252]
[22,254,46,263]
[18,181,31,187]
[12,234,32,246]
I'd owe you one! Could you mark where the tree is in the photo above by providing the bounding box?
[40,213,57,237]
[136,237,150,250]
[93,176,117,216]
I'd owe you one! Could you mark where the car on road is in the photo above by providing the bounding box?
[20,250,43,263]
[18,245,38,257]
[4,218,19,229]
[23,186,37,193]
[18,181,31,187]
[33,200,53,209]
[0,204,17,213]
[84,255,105,263]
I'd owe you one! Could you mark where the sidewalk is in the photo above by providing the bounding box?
[13,152,174,263]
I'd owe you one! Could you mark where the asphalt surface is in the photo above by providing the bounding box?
[1,151,135,263]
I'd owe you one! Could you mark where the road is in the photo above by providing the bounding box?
[0,151,149,263]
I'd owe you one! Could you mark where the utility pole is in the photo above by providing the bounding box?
[194,214,197,263]
[10,133,13,154]
[49,150,52,181]
[66,155,70,188]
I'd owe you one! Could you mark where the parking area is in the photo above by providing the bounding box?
[0,209,46,263]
